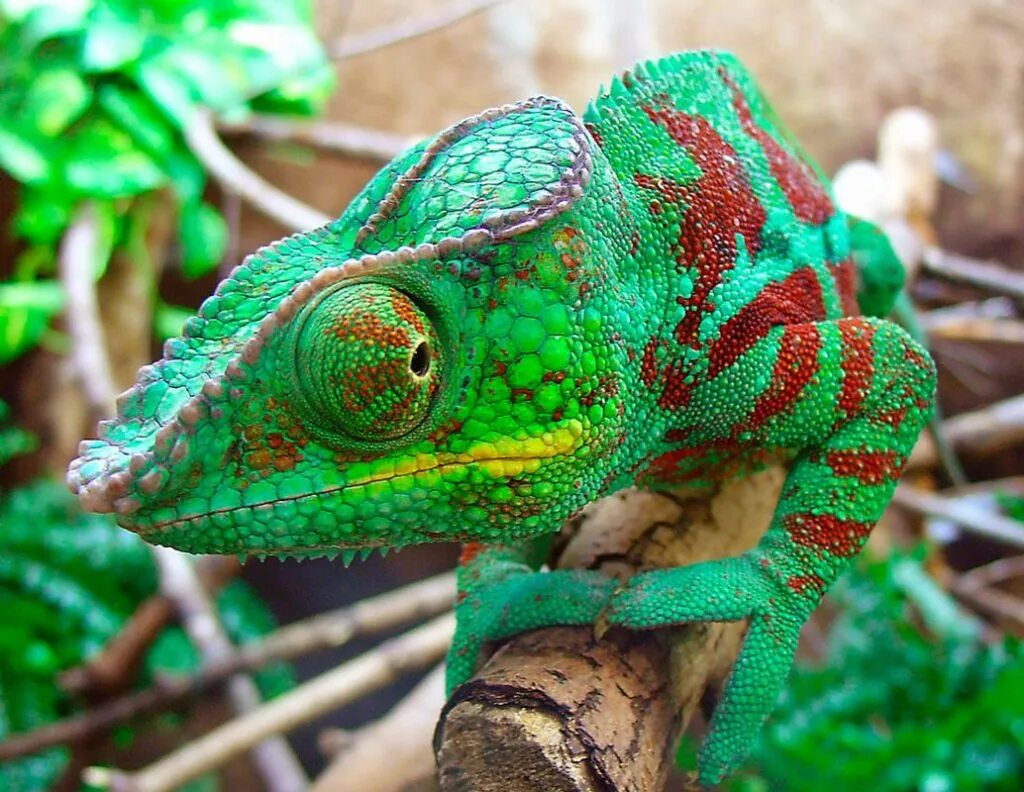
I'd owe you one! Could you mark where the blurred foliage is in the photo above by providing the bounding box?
[0,0,334,362]
[0,397,37,464]
[0,479,296,791]
[678,549,1024,791]
[997,492,1024,524]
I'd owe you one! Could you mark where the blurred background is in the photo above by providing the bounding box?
[1,1,1023,790]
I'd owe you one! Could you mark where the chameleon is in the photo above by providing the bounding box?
[67,51,934,785]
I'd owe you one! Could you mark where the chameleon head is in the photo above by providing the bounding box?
[67,96,635,556]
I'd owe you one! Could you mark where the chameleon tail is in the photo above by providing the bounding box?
[849,216,967,486]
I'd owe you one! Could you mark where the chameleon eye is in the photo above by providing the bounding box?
[289,282,441,441]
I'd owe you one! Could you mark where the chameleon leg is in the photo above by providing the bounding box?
[605,317,935,785]
[447,538,616,694]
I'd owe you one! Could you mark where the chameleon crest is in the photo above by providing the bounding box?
[71,51,934,784]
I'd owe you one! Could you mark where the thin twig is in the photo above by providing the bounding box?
[183,111,330,232]
[59,206,117,416]
[893,484,1024,549]
[312,664,445,791]
[0,572,454,762]
[907,394,1024,471]
[925,317,1024,344]
[950,556,1024,631]
[921,246,1024,300]
[86,613,455,792]
[60,556,240,698]
[331,0,507,59]
[153,549,308,792]
[219,116,416,162]
[921,297,1017,323]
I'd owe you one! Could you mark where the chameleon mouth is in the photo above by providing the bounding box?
[136,420,586,544]
[141,454,555,532]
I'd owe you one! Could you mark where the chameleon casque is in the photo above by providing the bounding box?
[68,51,934,784]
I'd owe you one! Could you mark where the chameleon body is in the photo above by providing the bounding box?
[68,51,934,784]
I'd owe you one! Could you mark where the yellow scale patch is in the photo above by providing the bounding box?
[348,420,584,487]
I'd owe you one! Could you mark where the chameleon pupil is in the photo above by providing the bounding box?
[410,342,431,376]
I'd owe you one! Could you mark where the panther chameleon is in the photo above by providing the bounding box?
[68,50,935,785]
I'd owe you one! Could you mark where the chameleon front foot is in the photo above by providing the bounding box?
[604,556,805,787]
[447,563,616,694]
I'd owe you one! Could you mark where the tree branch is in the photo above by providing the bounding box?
[219,117,417,163]
[152,549,308,792]
[892,484,1024,549]
[87,613,455,792]
[907,394,1024,471]
[183,111,330,232]
[0,572,454,763]
[312,664,445,791]
[59,206,118,416]
[921,246,1024,300]
[330,0,507,59]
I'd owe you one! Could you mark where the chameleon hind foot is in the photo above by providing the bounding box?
[604,554,805,787]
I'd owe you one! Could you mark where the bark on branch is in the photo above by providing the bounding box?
[435,466,787,791]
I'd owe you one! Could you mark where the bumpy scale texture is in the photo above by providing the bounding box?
[68,51,934,785]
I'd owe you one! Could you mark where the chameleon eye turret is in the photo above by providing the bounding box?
[284,282,441,441]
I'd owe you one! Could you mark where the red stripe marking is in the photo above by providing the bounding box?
[825,449,902,485]
[787,573,826,595]
[838,320,876,418]
[639,100,766,349]
[708,267,827,378]
[784,512,873,557]
[640,338,660,387]
[459,542,485,565]
[719,67,834,225]
[743,324,822,433]
[828,256,861,316]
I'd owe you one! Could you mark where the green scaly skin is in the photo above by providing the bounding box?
[68,51,934,785]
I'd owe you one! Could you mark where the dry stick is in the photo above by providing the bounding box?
[0,572,454,763]
[61,556,241,698]
[892,484,1024,549]
[436,469,787,791]
[951,555,1024,630]
[152,549,308,792]
[59,206,118,416]
[921,246,1024,300]
[312,664,446,792]
[924,317,1024,344]
[60,206,307,791]
[86,613,456,792]
[219,117,417,163]
[906,393,1024,471]
[331,0,508,59]
[921,297,1017,323]
[183,110,330,232]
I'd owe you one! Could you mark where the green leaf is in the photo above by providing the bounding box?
[154,301,192,341]
[178,200,227,278]
[7,0,90,48]
[12,186,73,245]
[97,84,175,158]
[0,280,64,363]
[62,115,166,197]
[22,68,91,136]
[81,17,145,72]
[0,123,50,183]
[134,57,197,126]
